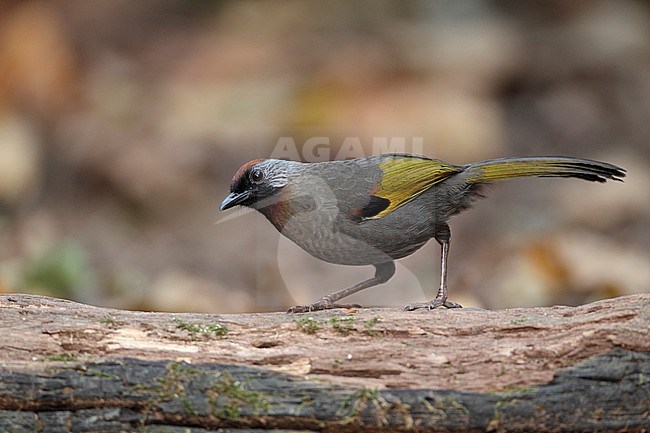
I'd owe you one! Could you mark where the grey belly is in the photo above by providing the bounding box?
[278,207,434,266]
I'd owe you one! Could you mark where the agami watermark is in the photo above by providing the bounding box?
[271,136,425,162]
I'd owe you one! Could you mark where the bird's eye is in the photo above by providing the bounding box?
[250,169,265,183]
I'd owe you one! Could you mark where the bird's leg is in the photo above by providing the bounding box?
[288,261,395,314]
[404,225,462,311]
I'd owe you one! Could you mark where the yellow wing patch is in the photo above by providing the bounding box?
[368,156,462,219]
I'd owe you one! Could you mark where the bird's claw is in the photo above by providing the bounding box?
[403,299,462,311]
[287,298,363,314]
[442,300,463,309]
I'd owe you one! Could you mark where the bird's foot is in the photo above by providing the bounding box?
[287,297,362,314]
[403,298,462,311]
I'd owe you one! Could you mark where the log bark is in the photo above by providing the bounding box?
[0,293,648,432]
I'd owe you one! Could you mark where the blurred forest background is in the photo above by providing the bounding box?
[0,0,649,313]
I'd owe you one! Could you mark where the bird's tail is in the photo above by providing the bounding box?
[464,157,626,184]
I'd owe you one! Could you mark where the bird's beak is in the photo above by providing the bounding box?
[220,190,252,211]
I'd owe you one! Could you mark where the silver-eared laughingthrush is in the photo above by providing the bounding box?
[220,154,625,313]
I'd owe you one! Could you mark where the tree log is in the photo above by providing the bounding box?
[0,293,648,432]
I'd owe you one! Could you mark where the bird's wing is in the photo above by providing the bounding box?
[353,156,463,221]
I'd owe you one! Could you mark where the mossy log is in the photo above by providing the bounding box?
[0,293,648,432]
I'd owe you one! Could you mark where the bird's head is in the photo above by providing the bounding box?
[220,159,290,211]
